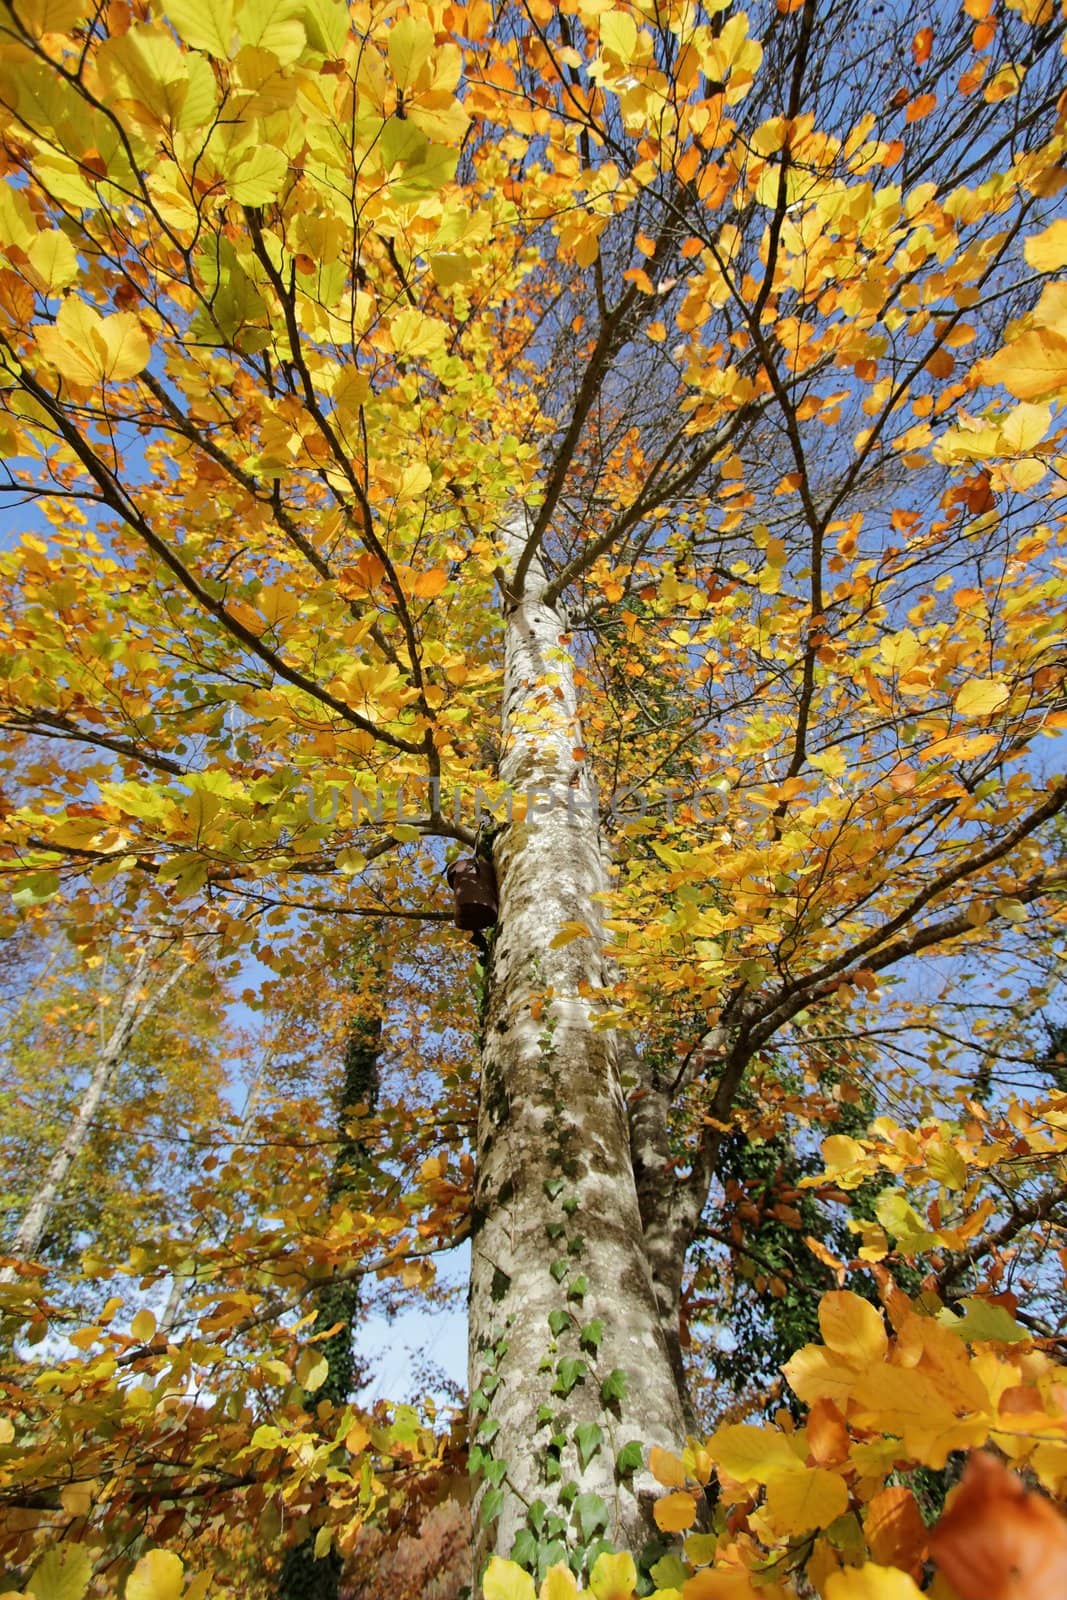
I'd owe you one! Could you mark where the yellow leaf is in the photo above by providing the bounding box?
[599,10,638,64]
[26,231,78,293]
[706,1424,803,1485]
[237,0,307,65]
[161,0,236,57]
[589,1552,637,1600]
[820,1134,868,1186]
[649,1446,687,1487]
[975,330,1067,401]
[548,922,590,949]
[131,1308,156,1343]
[954,678,1009,718]
[824,1563,923,1600]
[125,1551,184,1600]
[654,1492,698,1533]
[11,0,86,36]
[818,1292,887,1367]
[388,14,434,89]
[1024,218,1067,273]
[296,1349,329,1391]
[540,1567,580,1600]
[763,1466,849,1535]
[430,253,472,286]
[0,1418,13,1444]
[25,1546,91,1600]
[36,300,149,386]
[483,1558,536,1600]
[390,307,448,359]
[783,1343,859,1408]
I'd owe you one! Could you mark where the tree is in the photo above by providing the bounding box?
[1,0,1067,1595]
[0,923,226,1291]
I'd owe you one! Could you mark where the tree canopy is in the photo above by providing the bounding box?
[1,1,1066,1598]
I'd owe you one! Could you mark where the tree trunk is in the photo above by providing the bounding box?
[1,943,187,1285]
[468,532,689,1582]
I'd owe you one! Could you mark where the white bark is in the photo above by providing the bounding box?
[1,943,189,1284]
[469,527,688,1578]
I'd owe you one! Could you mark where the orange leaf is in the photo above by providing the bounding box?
[866,1486,927,1578]
[906,93,937,123]
[930,1453,1067,1600]
[411,568,449,598]
[654,1491,698,1533]
[912,26,933,64]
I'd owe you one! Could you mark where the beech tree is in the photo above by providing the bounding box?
[1,1,1067,1598]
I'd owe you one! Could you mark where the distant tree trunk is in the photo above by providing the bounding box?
[468,528,689,1581]
[277,953,385,1600]
[0,942,187,1286]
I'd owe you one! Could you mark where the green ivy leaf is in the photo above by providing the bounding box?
[544,1178,565,1200]
[480,1487,504,1527]
[579,1318,604,1353]
[574,1422,603,1469]
[510,1529,539,1570]
[600,1368,628,1404]
[548,1308,569,1337]
[573,1492,609,1543]
[550,1258,569,1283]
[567,1275,588,1301]
[551,1357,587,1397]
[615,1439,643,1475]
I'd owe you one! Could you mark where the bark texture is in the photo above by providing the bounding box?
[468,532,688,1580]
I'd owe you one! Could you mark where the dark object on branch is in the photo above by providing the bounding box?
[446,855,498,932]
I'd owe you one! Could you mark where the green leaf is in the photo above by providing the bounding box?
[536,1542,567,1583]
[481,1487,504,1527]
[575,1422,603,1469]
[548,1308,569,1337]
[551,1357,586,1397]
[509,1529,538,1571]
[573,1492,609,1543]
[550,1258,569,1283]
[939,1296,1030,1344]
[544,1178,565,1200]
[579,1318,604,1352]
[12,870,61,909]
[567,1275,588,1301]
[615,1440,643,1475]
[651,1555,690,1589]
[600,1368,628,1405]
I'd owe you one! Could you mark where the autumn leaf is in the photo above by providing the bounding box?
[654,1492,698,1533]
[929,1452,1067,1600]
[125,1551,185,1600]
[974,331,1067,401]
[483,1558,536,1600]
[817,1291,887,1366]
[955,678,1010,718]
[35,300,149,386]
